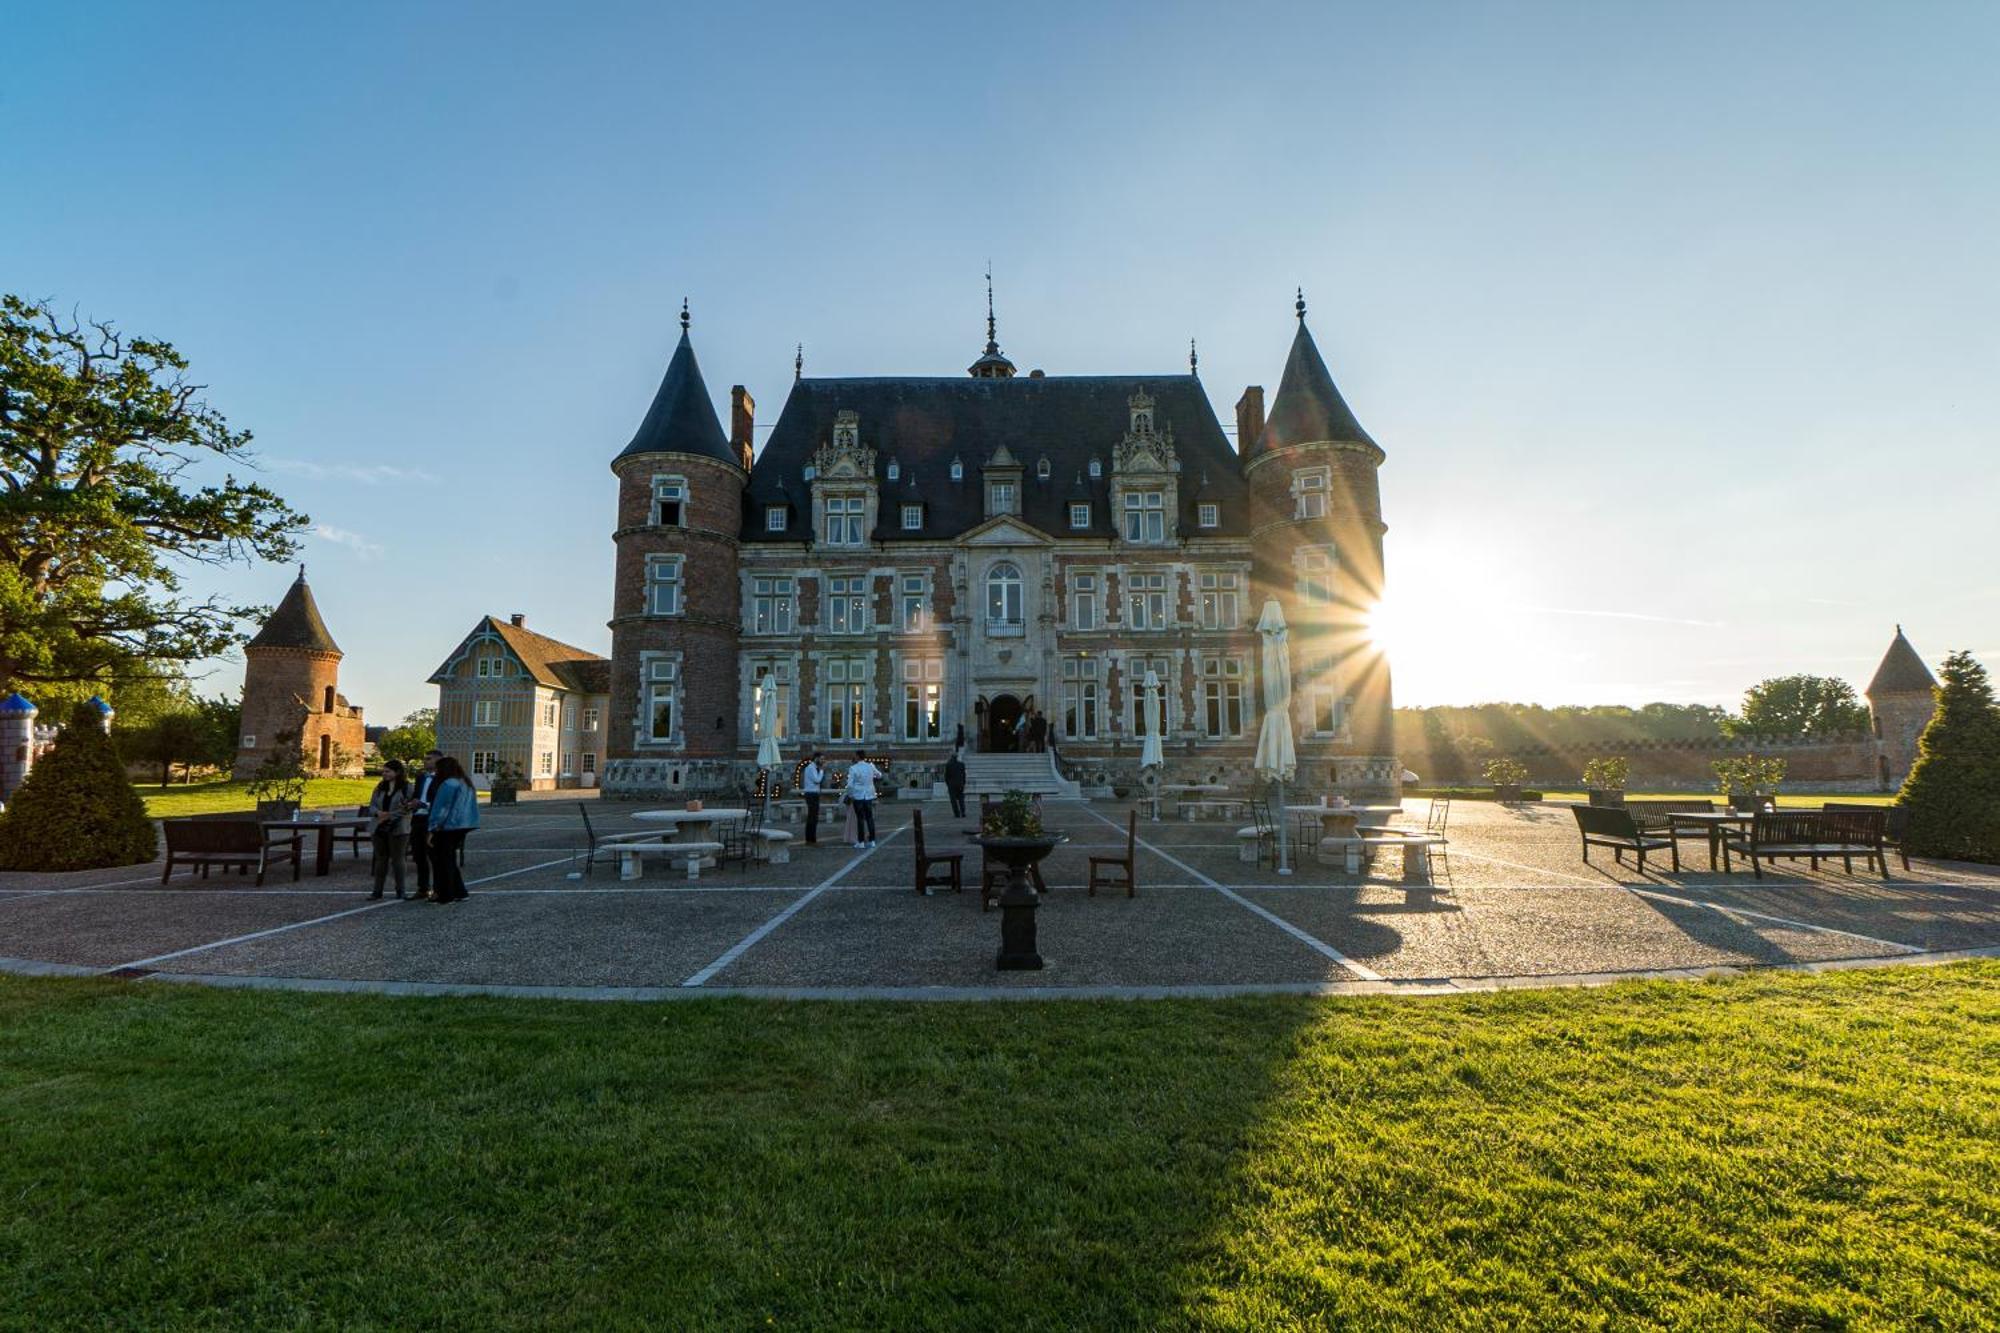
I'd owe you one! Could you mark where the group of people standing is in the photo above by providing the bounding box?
[798,749,885,849]
[1009,706,1051,753]
[364,750,480,903]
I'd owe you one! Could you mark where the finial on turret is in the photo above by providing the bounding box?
[984,263,998,355]
[1189,338,1199,376]
[680,298,690,333]
[795,343,803,381]
[1295,287,1306,321]
[297,562,307,582]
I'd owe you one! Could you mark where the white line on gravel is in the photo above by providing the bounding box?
[679,825,909,987]
[1624,888,1923,954]
[1077,807,1384,982]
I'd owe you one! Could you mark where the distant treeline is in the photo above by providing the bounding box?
[1395,703,1731,758]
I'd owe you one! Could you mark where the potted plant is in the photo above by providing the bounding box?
[977,789,1068,971]
[246,742,309,821]
[1713,754,1787,812]
[489,763,525,805]
[1583,756,1630,807]
[1483,758,1530,804]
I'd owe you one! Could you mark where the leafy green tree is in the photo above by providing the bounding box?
[0,702,156,870]
[0,294,308,703]
[1728,675,1871,739]
[121,692,239,785]
[1898,651,2000,864]
[378,709,437,766]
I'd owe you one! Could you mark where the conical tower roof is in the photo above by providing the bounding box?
[1249,298,1377,459]
[247,570,341,655]
[1866,626,1936,697]
[614,303,733,467]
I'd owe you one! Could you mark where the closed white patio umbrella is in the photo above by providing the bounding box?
[1140,668,1165,819]
[756,679,782,813]
[1253,599,1297,874]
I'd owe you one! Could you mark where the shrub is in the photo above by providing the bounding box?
[1899,651,2000,864]
[980,790,1045,838]
[1482,758,1529,788]
[245,737,310,808]
[1582,756,1630,790]
[1712,754,1786,799]
[0,702,157,871]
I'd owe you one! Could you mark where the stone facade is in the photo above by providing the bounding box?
[233,572,366,779]
[431,615,611,790]
[599,298,1397,800]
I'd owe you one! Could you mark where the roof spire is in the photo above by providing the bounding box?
[984,263,999,356]
[1189,337,1199,377]
[297,562,306,582]
[1295,286,1306,321]
[794,343,803,381]
[968,264,1017,378]
[679,297,690,334]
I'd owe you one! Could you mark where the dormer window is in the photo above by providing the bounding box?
[1132,405,1153,435]
[1198,502,1219,529]
[651,476,688,527]
[1069,503,1091,529]
[1036,456,1051,481]
[886,459,900,481]
[765,506,788,533]
[824,495,866,546]
[833,413,859,450]
[987,481,1017,517]
[950,459,964,481]
[901,503,923,531]
[1122,491,1166,543]
[1087,457,1102,479]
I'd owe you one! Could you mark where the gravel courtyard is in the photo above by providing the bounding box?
[3,796,1995,998]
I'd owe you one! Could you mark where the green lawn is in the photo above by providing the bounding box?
[137,776,382,818]
[3,965,1995,1328]
[1532,790,1899,807]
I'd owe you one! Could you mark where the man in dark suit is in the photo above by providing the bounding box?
[944,748,967,819]
[409,749,444,899]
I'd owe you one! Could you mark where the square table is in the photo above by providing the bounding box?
[1666,811,1756,870]
[260,816,373,877]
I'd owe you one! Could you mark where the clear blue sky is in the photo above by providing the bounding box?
[8,2,1996,721]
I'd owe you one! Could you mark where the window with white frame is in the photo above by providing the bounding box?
[475,653,504,679]
[582,706,600,731]
[901,503,923,531]
[1088,457,1102,478]
[824,658,867,741]
[1070,572,1098,631]
[828,575,868,634]
[886,459,900,480]
[900,658,943,741]
[899,574,928,632]
[541,701,557,727]
[562,752,575,777]
[1199,571,1241,630]
[474,700,499,727]
[1061,656,1100,739]
[1297,547,1335,605]
[1310,682,1349,738]
[751,664,792,740]
[1201,657,1247,737]
[1122,490,1166,543]
[538,750,554,776]
[1069,502,1090,529]
[1128,656,1173,736]
[985,562,1023,628]
[765,506,788,533]
[1128,570,1169,630]
[651,476,688,527]
[1198,502,1219,528]
[824,495,866,546]
[644,658,678,744]
[987,480,1016,516]
[646,554,683,616]
[563,701,577,731]
[1292,467,1329,520]
[751,576,794,634]
[472,751,498,776]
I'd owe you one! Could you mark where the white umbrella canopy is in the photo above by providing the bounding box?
[1140,669,1165,770]
[756,680,782,770]
[1253,600,1296,784]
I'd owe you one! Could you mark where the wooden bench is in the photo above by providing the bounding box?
[1572,805,1678,874]
[162,818,301,886]
[1622,799,1718,863]
[613,840,726,881]
[1722,811,1887,879]
[1825,802,1908,871]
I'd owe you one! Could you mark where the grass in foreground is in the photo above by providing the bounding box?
[2,965,1995,1329]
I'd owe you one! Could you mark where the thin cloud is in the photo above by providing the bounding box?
[267,457,440,486]
[311,523,385,559]
[1511,604,1725,629]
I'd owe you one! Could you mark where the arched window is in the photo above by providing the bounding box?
[986,561,1023,626]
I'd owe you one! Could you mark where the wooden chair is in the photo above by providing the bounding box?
[1825,802,1909,871]
[1088,809,1137,897]
[911,809,963,896]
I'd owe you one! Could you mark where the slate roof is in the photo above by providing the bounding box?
[744,375,1244,543]
[614,328,734,467]
[246,574,341,654]
[478,617,610,694]
[1866,627,1936,696]
[1249,319,1378,458]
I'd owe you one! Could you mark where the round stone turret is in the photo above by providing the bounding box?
[0,691,37,801]
[1865,625,1937,790]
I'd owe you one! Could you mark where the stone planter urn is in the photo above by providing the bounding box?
[977,833,1068,971]
[491,787,518,806]
[1588,789,1626,808]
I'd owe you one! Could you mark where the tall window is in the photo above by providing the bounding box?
[1201,658,1247,737]
[646,555,683,616]
[825,658,867,741]
[900,574,928,632]
[901,658,943,741]
[1061,656,1100,739]
[1070,572,1098,631]
[583,706,600,731]
[1123,491,1166,543]
[828,575,868,633]
[986,562,1023,627]
[751,576,794,634]
[582,752,596,774]
[1129,656,1173,736]
[563,701,577,731]
[542,701,557,727]
[539,751,554,776]
[1199,571,1241,630]
[645,658,678,744]
[1311,689,1349,737]
[651,476,687,526]
[472,751,498,776]
[1128,571,1168,630]
[474,700,499,727]
[1297,548,1335,606]
[825,496,865,546]
[988,481,1017,516]
[1293,467,1329,520]
[751,665,792,740]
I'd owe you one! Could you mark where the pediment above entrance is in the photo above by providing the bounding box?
[959,515,1051,547]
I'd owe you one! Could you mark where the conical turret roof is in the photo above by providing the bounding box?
[1249,312,1377,458]
[614,307,733,467]
[1866,626,1936,696]
[247,571,341,655]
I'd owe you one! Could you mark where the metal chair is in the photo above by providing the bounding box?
[576,802,660,878]
[1423,796,1452,884]
[1247,798,1279,871]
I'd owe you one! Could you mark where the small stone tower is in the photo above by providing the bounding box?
[0,691,36,801]
[1865,625,1937,790]
[603,302,747,794]
[1239,291,1395,795]
[233,569,366,778]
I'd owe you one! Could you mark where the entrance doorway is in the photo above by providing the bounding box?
[985,694,1023,752]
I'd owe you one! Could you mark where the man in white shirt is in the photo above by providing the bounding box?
[801,750,826,846]
[845,749,883,849]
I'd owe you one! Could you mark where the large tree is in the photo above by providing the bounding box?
[1728,674,1871,739]
[0,294,307,705]
[1898,651,2000,864]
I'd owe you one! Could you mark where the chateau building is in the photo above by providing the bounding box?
[601,293,1395,798]
[431,615,611,789]
[234,570,367,778]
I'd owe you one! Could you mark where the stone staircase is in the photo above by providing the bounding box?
[959,752,1082,800]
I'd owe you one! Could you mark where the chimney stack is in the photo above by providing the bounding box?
[731,385,755,470]
[510,613,525,628]
[1235,386,1265,457]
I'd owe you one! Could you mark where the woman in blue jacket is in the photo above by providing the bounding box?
[424,755,480,903]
